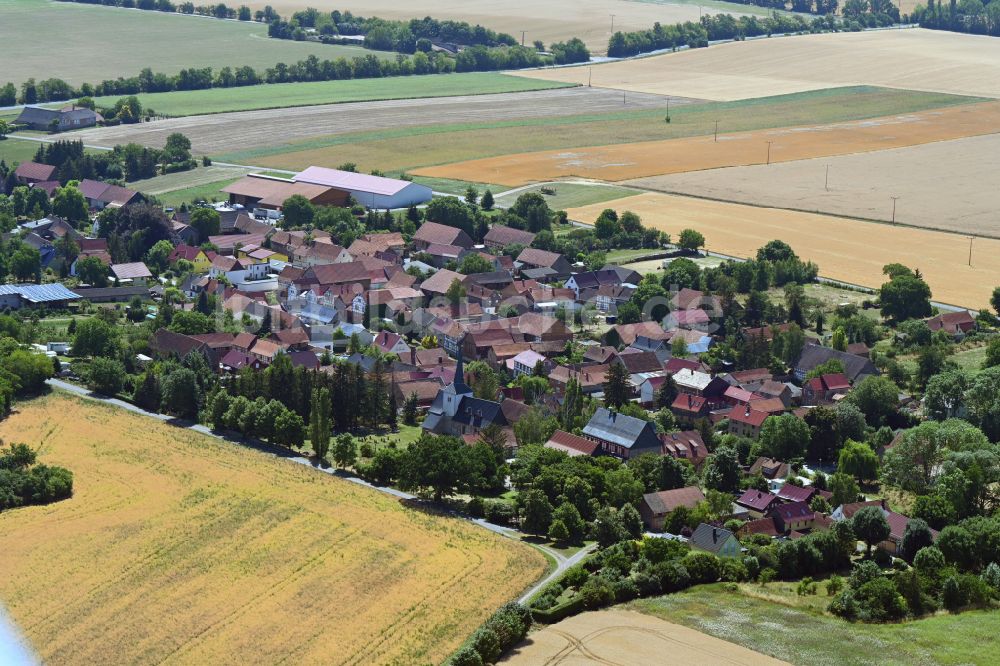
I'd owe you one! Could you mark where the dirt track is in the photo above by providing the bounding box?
[567,193,1000,310]
[513,29,1000,101]
[626,133,1000,237]
[414,101,1000,186]
[71,87,675,156]
[501,609,789,665]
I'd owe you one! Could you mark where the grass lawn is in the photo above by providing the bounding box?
[1,0,393,87]
[630,583,1000,666]
[605,248,662,265]
[233,86,975,175]
[0,138,42,165]
[92,73,575,117]
[495,182,640,211]
[951,342,990,373]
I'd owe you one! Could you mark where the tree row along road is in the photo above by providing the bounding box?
[44,378,591,603]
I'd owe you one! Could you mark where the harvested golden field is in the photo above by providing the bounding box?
[414,101,1000,186]
[0,393,545,665]
[500,609,789,665]
[566,193,1000,309]
[239,0,759,53]
[627,133,1000,237]
[513,29,1000,100]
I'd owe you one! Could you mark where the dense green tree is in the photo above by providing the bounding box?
[159,368,200,419]
[70,317,118,357]
[86,357,125,395]
[398,434,469,501]
[520,488,554,535]
[703,446,741,492]
[852,505,891,555]
[280,194,315,228]
[189,207,221,243]
[309,387,331,460]
[829,472,861,507]
[838,440,879,483]
[677,228,705,252]
[332,433,357,469]
[880,271,932,322]
[846,375,899,427]
[759,414,811,461]
[51,185,88,225]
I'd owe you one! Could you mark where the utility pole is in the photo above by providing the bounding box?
[969,236,974,266]
[714,119,719,142]
[825,164,830,191]
[521,30,526,46]
[890,196,899,224]
[610,14,616,33]
[588,67,592,87]
[623,90,626,105]
[766,141,773,165]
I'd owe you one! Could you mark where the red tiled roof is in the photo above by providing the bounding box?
[730,407,769,428]
[777,484,816,503]
[545,430,600,457]
[15,161,57,182]
[642,486,706,515]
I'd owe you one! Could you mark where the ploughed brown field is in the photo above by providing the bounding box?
[500,609,790,665]
[566,193,1000,310]
[0,393,545,665]
[413,101,1000,186]
[511,28,1000,101]
[625,133,1000,238]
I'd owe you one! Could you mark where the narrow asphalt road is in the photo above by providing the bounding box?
[45,378,589,600]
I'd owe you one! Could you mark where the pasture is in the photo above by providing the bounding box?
[90,73,576,118]
[513,28,1000,101]
[631,584,1000,665]
[501,609,788,665]
[0,393,545,665]
[211,86,964,175]
[494,182,641,210]
[415,100,999,186]
[566,192,1000,310]
[237,0,769,52]
[627,132,1000,237]
[0,0,390,87]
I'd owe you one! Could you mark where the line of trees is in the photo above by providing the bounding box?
[912,0,1000,36]
[607,11,899,58]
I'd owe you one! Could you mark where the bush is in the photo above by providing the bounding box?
[449,645,483,666]
[483,499,516,526]
[86,356,126,395]
[855,577,907,622]
[719,558,748,583]
[682,552,721,584]
[562,565,590,588]
[467,496,484,518]
[470,627,501,664]
[655,560,692,592]
[828,589,860,621]
[612,576,640,602]
[942,575,966,612]
[579,575,615,610]
[826,575,844,596]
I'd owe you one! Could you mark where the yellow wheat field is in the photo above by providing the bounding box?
[567,192,1000,310]
[0,393,545,666]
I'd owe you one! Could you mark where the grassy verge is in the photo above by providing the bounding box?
[495,182,640,210]
[0,137,42,165]
[231,86,980,174]
[91,73,575,117]
[630,583,1000,666]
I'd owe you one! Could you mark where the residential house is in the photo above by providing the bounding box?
[110,262,152,285]
[15,105,101,131]
[566,269,634,300]
[483,225,536,251]
[671,393,712,424]
[13,161,57,186]
[736,489,781,519]
[509,349,548,377]
[926,310,977,339]
[794,345,878,383]
[412,221,474,251]
[831,500,937,555]
[776,483,818,505]
[418,268,466,301]
[728,406,770,439]
[768,501,816,533]
[640,486,707,532]
[544,430,601,458]
[373,330,411,357]
[78,179,141,210]
[515,248,572,277]
[673,368,728,399]
[169,245,213,273]
[689,524,741,558]
[748,457,792,481]
[660,430,708,468]
[802,373,852,406]
[582,407,662,460]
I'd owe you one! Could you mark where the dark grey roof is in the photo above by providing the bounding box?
[689,523,737,555]
[15,106,60,125]
[794,344,878,382]
[466,271,512,287]
[569,269,622,290]
[452,396,507,428]
[520,267,560,281]
[603,265,642,285]
[345,352,377,373]
[582,407,660,450]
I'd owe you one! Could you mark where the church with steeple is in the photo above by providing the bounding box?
[422,339,507,437]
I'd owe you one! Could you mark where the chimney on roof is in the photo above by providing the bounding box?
[712,528,719,543]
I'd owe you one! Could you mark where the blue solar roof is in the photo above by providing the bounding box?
[0,284,81,303]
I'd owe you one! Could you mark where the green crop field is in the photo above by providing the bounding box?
[631,583,1000,666]
[1,0,392,87]
[495,182,640,210]
[90,73,575,117]
[226,86,980,174]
